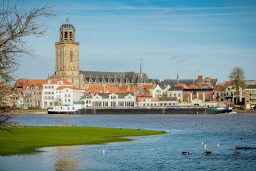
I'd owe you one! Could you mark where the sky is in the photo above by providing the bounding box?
[8,0,256,82]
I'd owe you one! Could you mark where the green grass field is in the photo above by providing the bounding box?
[0,126,165,155]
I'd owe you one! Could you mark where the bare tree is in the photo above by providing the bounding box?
[0,0,53,129]
[229,67,245,105]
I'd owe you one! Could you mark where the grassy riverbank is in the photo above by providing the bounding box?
[0,126,165,156]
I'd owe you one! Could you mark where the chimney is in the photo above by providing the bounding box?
[198,75,203,88]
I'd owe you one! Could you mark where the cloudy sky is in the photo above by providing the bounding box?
[9,0,256,82]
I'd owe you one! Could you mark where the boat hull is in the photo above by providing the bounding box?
[48,107,232,114]
[48,110,78,114]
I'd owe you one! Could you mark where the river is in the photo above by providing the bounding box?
[0,114,256,171]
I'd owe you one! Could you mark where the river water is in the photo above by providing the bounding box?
[0,114,256,171]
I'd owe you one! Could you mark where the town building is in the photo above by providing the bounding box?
[83,93,135,108]
[152,85,164,98]
[137,97,178,108]
[213,84,226,102]
[181,76,215,104]
[244,85,256,109]
[151,74,217,88]
[41,78,84,109]
[167,86,184,103]
[14,79,46,109]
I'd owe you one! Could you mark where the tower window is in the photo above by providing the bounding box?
[69,32,72,40]
[64,32,68,39]
[70,51,73,62]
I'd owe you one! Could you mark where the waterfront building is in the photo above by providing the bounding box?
[14,79,47,109]
[55,86,84,106]
[167,86,184,103]
[213,84,226,102]
[245,80,256,86]
[181,76,215,104]
[82,93,135,108]
[152,85,164,98]
[183,88,214,104]
[244,85,256,109]
[224,86,243,105]
[42,78,83,109]
[138,97,178,108]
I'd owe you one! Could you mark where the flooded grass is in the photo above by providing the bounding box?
[0,126,165,155]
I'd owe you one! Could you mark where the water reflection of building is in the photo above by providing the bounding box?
[54,146,79,171]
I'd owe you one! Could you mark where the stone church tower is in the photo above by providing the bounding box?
[54,18,82,88]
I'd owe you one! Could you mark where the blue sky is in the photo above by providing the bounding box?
[10,0,256,82]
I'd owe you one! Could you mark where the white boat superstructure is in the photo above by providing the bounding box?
[48,104,83,114]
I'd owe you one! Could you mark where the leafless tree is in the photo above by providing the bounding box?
[229,67,245,105]
[0,0,53,129]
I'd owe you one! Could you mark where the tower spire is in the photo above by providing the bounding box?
[140,58,143,74]
[177,73,179,83]
[66,17,70,23]
[66,10,70,23]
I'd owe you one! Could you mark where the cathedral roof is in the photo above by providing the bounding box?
[80,70,150,84]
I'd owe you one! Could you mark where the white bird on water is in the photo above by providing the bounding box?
[217,144,220,148]
[102,150,105,154]
[204,144,207,150]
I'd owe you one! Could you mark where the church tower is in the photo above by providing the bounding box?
[55,18,81,88]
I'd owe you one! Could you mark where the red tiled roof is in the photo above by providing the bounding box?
[86,84,104,93]
[15,79,47,90]
[46,78,71,85]
[176,83,187,88]
[224,81,233,87]
[85,83,154,94]
[187,84,196,89]
[56,86,83,91]
[142,84,154,89]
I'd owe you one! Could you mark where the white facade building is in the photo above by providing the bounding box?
[152,85,164,98]
[42,78,84,109]
[55,86,84,106]
[138,97,178,108]
[83,93,135,108]
[167,86,184,103]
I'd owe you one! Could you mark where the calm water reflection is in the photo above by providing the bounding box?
[0,114,256,171]
[54,146,79,171]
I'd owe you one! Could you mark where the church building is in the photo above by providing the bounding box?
[54,18,150,89]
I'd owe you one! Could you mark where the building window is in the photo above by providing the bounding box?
[64,32,68,39]
[70,50,73,62]
[69,32,72,39]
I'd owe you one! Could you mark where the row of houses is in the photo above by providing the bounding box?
[15,78,84,109]
[13,75,256,109]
